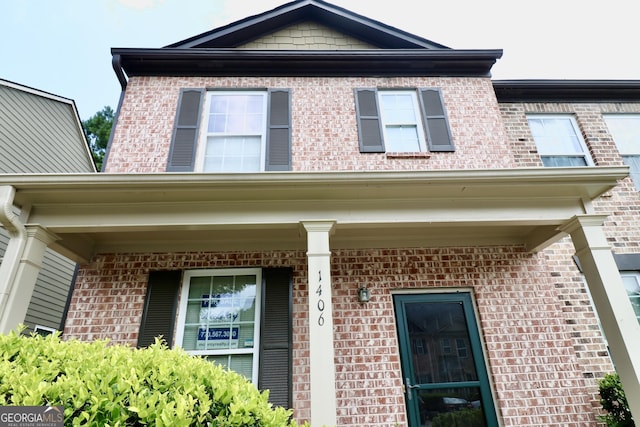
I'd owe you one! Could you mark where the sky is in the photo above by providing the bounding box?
[1,0,638,121]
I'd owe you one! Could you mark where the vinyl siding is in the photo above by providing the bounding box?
[238,21,377,50]
[0,84,94,173]
[23,249,76,333]
[0,81,93,334]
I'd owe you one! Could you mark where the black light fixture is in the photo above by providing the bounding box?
[357,286,371,303]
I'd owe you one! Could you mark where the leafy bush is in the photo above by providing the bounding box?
[0,330,305,426]
[598,373,635,427]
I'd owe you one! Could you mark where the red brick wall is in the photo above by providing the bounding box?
[66,246,601,426]
[105,76,514,173]
[70,79,640,425]
[500,100,640,416]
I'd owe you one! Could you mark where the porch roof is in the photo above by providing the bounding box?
[0,167,628,263]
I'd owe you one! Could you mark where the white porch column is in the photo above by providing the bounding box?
[560,215,640,420]
[0,225,58,334]
[301,221,337,427]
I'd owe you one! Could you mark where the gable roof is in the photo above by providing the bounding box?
[166,0,449,49]
[111,0,502,88]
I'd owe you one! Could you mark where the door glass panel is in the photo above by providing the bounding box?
[405,302,478,384]
[418,387,485,427]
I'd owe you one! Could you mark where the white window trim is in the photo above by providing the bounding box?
[621,271,640,323]
[195,91,268,173]
[175,267,262,384]
[33,325,57,336]
[378,90,428,152]
[527,114,594,166]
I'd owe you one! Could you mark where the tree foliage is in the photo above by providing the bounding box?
[599,373,635,427]
[82,106,114,171]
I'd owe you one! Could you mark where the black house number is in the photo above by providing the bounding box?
[316,270,325,326]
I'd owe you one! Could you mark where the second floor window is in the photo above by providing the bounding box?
[527,115,593,167]
[604,114,640,190]
[167,88,291,173]
[199,92,267,172]
[355,87,455,154]
[378,91,428,152]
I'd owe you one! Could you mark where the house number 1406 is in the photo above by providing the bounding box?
[316,270,325,326]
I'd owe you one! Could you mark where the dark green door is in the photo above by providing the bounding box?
[394,293,499,427]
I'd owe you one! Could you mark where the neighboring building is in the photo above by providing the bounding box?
[0,1,639,426]
[0,79,96,334]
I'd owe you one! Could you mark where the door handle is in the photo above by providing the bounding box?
[405,378,419,400]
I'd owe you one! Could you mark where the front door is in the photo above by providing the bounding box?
[394,293,499,427]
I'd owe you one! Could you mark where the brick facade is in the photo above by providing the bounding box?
[105,76,513,173]
[66,246,603,426]
[67,72,640,425]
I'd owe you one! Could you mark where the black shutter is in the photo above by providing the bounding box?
[266,89,291,171]
[419,88,455,152]
[167,89,204,171]
[354,88,385,153]
[259,268,293,409]
[137,270,182,348]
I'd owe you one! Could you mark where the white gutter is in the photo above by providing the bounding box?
[0,186,27,328]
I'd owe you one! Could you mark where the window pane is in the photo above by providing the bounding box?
[380,94,417,123]
[621,274,640,323]
[541,156,588,167]
[204,136,261,172]
[604,116,640,154]
[417,388,486,427]
[528,117,590,166]
[207,354,254,381]
[181,273,257,352]
[385,126,420,152]
[622,156,640,190]
[203,93,265,172]
[405,302,479,384]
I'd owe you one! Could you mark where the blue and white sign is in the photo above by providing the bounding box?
[197,327,239,349]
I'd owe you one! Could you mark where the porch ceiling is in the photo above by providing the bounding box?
[0,167,627,263]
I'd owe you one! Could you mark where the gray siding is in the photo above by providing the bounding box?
[0,80,94,334]
[0,84,94,173]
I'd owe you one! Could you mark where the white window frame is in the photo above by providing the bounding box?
[527,114,594,166]
[378,90,428,152]
[620,271,640,324]
[195,91,268,173]
[175,268,262,384]
[603,114,640,190]
[33,325,57,336]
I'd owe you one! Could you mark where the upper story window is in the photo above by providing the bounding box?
[603,114,640,190]
[198,92,267,172]
[175,268,262,384]
[167,89,291,172]
[527,115,593,167]
[378,91,428,152]
[355,88,455,154]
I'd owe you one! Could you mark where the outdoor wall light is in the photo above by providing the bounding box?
[357,286,371,303]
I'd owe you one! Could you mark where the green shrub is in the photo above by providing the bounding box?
[598,373,635,427]
[0,330,306,427]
